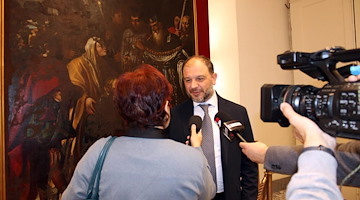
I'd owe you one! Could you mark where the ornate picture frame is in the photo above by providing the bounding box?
[0,0,209,199]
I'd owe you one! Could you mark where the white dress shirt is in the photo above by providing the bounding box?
[193,93,224,193]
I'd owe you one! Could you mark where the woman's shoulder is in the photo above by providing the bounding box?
[164,139,203,157]
[86,136,117,154]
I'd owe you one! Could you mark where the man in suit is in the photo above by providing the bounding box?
[167,55,259,200]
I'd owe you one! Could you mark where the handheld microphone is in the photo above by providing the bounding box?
[188,115,202,133]
[186,115,202,146]
[215,112,247,142]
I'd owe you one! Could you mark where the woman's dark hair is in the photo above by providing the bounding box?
[114,64,173,128]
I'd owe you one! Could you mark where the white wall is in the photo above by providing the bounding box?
[207,1,360,198]
[208,0,241,102]
[208,0,296,179]
[290,0,357,87]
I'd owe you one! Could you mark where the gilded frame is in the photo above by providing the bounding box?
[0,0,209,199]
[1,0,6,198]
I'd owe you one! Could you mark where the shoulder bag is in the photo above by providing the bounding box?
[86,136,117,200]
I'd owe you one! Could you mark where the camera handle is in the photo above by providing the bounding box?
[302,47,360,85]
[310,59,346,85]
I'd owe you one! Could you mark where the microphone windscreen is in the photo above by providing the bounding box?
[215,111,232,122]
[188,115,202,132]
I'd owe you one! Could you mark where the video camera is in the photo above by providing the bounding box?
[261,46,360,140]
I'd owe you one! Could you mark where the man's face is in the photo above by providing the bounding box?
[131,16,141,30]
[181,16,190,31]
[112,12,122,24]
[150,21,161,33]
[173,16,180,28]
[183,58,217,103]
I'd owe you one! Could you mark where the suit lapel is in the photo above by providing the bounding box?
[182,99,194,120]
[217,95,230,170]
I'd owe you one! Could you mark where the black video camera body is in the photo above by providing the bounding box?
[261,47,360,140]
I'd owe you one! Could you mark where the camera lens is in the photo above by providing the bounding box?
[282,85,319,121]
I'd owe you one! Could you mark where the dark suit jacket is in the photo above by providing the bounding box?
[167,94,259,200]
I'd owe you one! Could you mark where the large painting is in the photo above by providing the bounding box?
[1,0,209,199]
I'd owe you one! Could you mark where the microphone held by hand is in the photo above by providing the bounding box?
[187,115,202,146]
[215,112,247,142]
[188,115,202,133]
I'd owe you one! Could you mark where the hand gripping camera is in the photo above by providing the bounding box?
[261,47,360,140]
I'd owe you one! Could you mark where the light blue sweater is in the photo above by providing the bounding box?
[62,136,216,200]
[286,150,343,200]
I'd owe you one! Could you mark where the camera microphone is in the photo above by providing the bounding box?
[188,115,202,133]
[214,112,247,142]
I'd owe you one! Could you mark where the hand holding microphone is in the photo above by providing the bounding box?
[186,115,203,147]
[189,123,203,147]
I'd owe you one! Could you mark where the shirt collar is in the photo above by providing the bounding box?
[193,91,218,108]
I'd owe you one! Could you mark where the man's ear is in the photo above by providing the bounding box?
[212,73,217,85]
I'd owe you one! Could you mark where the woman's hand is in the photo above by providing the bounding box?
[189,124,202,147]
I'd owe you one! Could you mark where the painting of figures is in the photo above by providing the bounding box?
[4,0,199,199]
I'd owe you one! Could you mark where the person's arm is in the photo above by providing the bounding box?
[198,151,217,200]
[286,150,342,200]
[240,141,303,175]
[280,102,342,200]
[264,145,302,174]
[335,141,360,187]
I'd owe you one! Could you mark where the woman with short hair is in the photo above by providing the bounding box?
[62,64,216,200]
